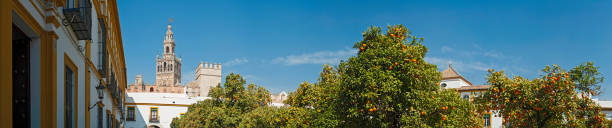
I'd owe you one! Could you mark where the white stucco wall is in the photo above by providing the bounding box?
[125,93,208,128]
[440,78,470,89]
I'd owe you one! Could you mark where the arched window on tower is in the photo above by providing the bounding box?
[170,64,173,71]
[166,46,169,53]
[150,87,154,92]
[163,62,167,72]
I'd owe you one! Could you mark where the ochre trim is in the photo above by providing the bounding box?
[55,0,65,7]
[457,89,487,93]
[45,15,60,28]
[41,31,58,128]
[27,0,44,18]
[602,107,612,111]
[150,107,159,121]
[84,49,90,128]
[64,53,78,128]
[126,106,136,121]
[12,0,44,34]
[126,102,191,107]
[482,112,492,128]
[1,0,12,127]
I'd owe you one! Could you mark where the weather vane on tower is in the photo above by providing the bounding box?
[168,17,173,25]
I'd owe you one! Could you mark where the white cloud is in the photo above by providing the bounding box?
[224,58,248,66]
[428,45,530,79]
[441,46,453,53]
[273,48,357,65]
[440,45,507,60]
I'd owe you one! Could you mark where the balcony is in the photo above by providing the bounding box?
[63,0,92,40]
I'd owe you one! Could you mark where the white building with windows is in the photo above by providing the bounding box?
[439,64,612,128]
[1,0,127,128]
[124,93,207,128]
[439,64,502,128]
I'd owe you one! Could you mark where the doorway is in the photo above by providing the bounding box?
[12,24,31,128]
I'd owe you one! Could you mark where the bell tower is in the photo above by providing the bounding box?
[155,19,182,86]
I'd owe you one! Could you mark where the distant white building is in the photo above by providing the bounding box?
[594,100,612,119]
[269,91,288,107]
[124,93,208,128]
[440,64,612,128]
[439,64,503,128]
[124,21,217,128]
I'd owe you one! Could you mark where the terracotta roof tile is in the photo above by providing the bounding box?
[441,64,462,79]
[440,64,473,85]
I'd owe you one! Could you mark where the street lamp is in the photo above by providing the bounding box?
[89,81,106,111]
[96,81,105,99]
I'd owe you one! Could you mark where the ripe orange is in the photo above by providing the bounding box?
[388,66,393,70]
[362,43,367,47]
[390,34,395,37]
[394,62,398,66]
[369,108,374,112]
[442,116,447,121]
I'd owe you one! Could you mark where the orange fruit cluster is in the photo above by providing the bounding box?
[368,107,377,112]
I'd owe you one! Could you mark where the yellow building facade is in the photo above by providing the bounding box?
[1,0,126,127]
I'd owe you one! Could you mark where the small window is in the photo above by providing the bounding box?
[483,113,491,127]
[441,83,447,88]
[462,95,470,100]
[150,107,159,122]
[127,106,135,121]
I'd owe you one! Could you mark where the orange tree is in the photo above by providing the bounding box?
[334,25,480,127]
[475,62,606,127]
[284,64,342,127]
[171,73,272,128]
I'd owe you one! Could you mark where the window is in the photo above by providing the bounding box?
[97,106,103,128]
[166,46,169,53]
[441,83,447,88]
[127,106,136,121]
[65,66,74,128]
[150,107,159,122]
[106,110,111,128]
[462,94,470,100]
[483,113,491,127]
[65,55,78,128]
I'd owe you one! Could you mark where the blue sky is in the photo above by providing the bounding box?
[118,0,612,99]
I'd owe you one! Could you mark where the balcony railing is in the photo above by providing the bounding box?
[63,0,92,40]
